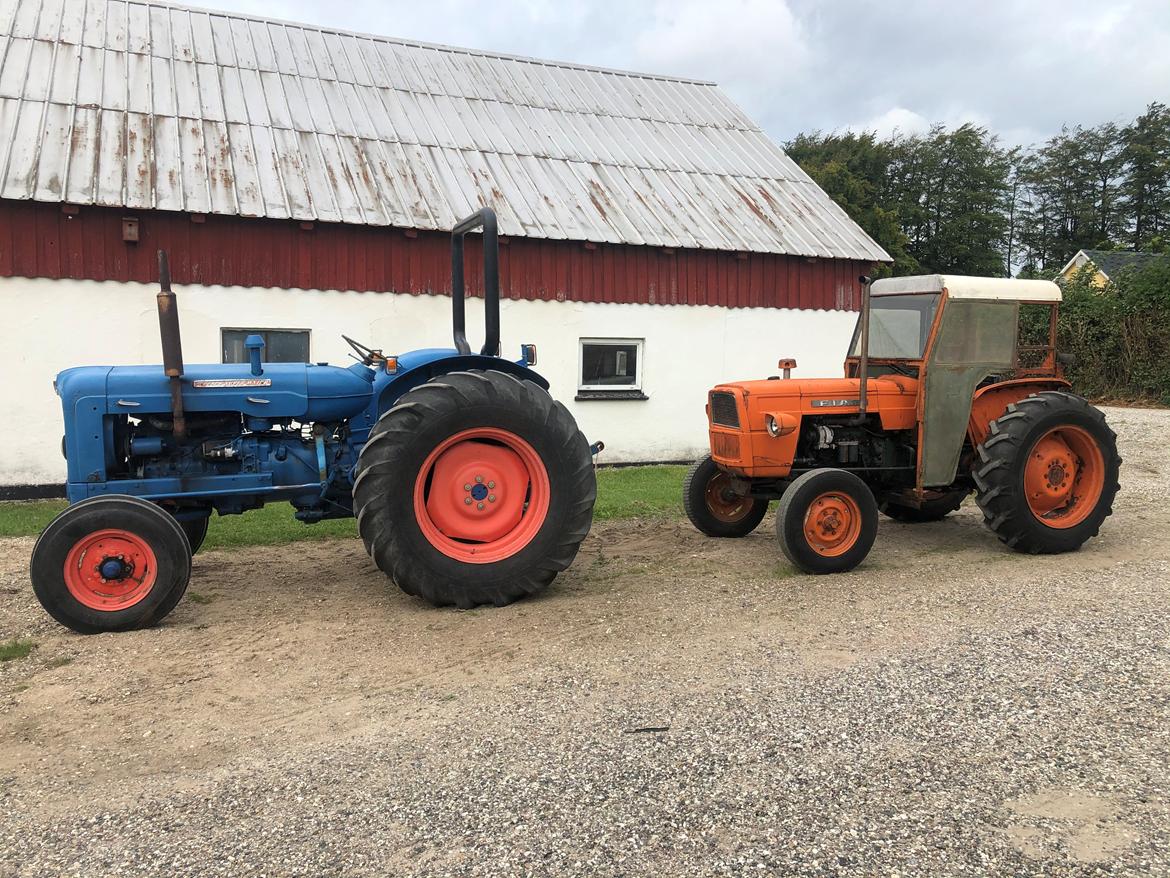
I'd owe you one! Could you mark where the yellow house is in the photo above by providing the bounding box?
[1058,249,1161,286]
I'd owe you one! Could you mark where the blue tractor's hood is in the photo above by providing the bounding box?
[57,361,376,423]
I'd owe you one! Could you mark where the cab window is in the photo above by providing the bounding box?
[850,293,940,359]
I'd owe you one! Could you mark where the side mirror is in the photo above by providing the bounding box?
[777,358,797,379]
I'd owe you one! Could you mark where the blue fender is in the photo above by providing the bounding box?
[373,351,549,417]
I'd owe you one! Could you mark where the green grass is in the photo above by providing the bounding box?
[0,499,355,549]
[0,638,36,662]
[593,465,686,521]
[0,500,66,537]
[199,507,358,550]
[0,465,687,549]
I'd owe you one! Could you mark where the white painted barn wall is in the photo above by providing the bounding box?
[0,276,859,487]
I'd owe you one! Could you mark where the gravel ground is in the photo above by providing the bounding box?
[0,406,1167,877]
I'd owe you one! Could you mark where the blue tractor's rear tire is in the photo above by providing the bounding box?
[353,370,596,608]
[30,495,192,634]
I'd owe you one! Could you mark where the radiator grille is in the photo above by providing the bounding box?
[709,391,740,428]
[712,432,741,460]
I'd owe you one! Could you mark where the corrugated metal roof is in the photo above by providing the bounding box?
[0,0,891,261]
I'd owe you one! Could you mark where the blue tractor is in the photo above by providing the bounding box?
[31,209,598,634]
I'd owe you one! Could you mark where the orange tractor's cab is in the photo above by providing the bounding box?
[684,274,1120,574]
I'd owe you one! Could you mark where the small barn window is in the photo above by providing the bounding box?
[577,338,646,400]
[222,329,311,364]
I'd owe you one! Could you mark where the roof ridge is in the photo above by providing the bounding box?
[131,0,720,87]
[1082,248,1162,261]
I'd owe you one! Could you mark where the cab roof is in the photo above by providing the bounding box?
[870,274,1061,302]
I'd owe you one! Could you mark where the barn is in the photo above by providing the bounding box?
[0,0,889,497]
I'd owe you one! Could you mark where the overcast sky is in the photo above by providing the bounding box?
[215,0,1167,148]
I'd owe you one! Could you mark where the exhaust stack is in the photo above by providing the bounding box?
[156,250,187,439]
[849,275,873,426]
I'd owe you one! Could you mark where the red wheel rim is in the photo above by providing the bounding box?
[62,529,158,611]
[705,471,755,522]
[803,491,862,557]
[1024,425,1106,529]
[413,428,551,564]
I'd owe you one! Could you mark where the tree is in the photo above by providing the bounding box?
[1121,102,1170,250]
[785,105,1164,280]
[885,124,1012,275]
[785,131,917,275]
[1080,122,1125,244]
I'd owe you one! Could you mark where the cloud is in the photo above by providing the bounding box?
[851,107,931,139]
[846,106,994,141]
[632,0,809,83]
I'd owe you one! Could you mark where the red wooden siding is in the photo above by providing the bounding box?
[0,201,867,311]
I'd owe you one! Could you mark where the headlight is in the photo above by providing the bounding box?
[764,412,798,438]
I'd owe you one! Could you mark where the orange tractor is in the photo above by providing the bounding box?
[684,274,1121,573]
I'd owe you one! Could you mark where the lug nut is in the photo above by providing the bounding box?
[477,502,485,510]
[488,494,496,502]
[488,481,496,488]
[464,497,472,505]
[463,483,472,491]
[475,475,484,483]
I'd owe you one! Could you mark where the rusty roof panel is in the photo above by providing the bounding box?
[0,0,890,261]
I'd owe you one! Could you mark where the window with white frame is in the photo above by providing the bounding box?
[222,329,311,364]
[578,338,643,392]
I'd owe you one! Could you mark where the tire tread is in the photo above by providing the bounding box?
[973,391,1120,554]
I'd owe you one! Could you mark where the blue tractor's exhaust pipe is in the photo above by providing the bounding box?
[156,250,187,439]
[450,208,500,356]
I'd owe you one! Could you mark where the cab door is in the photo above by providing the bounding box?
[919,298,1019,487]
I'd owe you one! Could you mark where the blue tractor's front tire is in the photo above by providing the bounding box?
[30,495,193,634]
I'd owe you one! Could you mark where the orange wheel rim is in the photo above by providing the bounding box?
[62,529,157,611]
[413,427,551,564]
[803,491,862,556]
[1023,425,1105,529]
[705,471,755,522]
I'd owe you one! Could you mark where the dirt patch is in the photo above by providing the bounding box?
[1005,789,1141,862]
[0,407,1167,875]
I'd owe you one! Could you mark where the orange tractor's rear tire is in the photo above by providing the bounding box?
[973,391,1120,554]
[683,455,769,538]
[777,469,878,574]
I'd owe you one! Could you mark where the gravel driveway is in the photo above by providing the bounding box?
[0,406,1167,877]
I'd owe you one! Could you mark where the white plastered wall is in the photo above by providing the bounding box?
[0,276,859,486]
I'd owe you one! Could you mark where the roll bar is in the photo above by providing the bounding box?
[451,208,501,356]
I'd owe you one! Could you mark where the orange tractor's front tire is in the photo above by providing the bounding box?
[973,391,1120,554]
[683,455,769,538]
[776,469,878,574]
